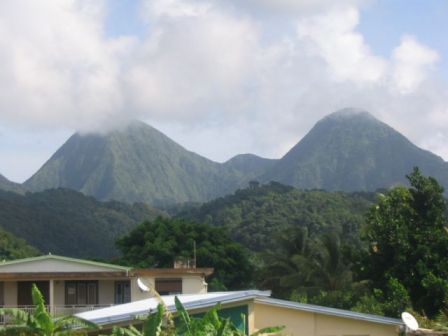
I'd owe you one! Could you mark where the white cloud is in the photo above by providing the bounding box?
[296,7,387,83]
[0,0,135,132]
[391,35,440,93]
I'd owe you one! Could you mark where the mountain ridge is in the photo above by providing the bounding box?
[10,109,448,204]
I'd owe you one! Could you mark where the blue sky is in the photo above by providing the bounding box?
[359,0,448,79]
[0,0,447,182]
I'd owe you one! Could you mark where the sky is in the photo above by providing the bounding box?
[0,0,447,182]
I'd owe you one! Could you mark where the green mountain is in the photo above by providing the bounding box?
[262,108,448,192]
[224,154,277,181]
[0,188,163,258]
[25,121,241,205]
[0,173,25,194]
[177,182,374,251]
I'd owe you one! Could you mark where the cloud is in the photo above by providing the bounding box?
[392,35,440,93]
[296,7,387,83]
[125,0,260,121]
[0,0,134,132]
[0,0,447,175]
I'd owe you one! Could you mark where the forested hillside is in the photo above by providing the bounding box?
[177,182,375,251]
[0,227,40,260]
[0,188,164,258]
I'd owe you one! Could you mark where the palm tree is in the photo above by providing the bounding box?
[259,227,314,298]
[307,233,353,292]
[0,283,98,336]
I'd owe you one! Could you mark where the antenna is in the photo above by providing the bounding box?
[193,240,196,268]
[401,312,419,332]
[137,278,150,292]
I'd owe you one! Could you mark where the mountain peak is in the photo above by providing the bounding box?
[262,108,448,192]
[324,108,375,121]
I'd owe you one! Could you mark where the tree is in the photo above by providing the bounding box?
[0,284,98,335]
[116,217,253,290]
[361,167,448,317]
[258,228,356,309]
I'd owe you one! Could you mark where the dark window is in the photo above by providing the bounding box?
[17,281,49,306]
[115,281,131,304]
[65,281,98,305]
[155,278,182,295]
[0,282,3,306]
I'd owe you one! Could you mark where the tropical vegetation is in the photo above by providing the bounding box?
[0,284,98,335]
[0,188,163,258]
[116,217,253,290]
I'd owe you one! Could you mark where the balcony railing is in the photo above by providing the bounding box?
[0,304,113,325]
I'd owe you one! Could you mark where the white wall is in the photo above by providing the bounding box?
[3,281,17,306]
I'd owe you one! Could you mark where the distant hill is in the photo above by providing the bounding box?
[0,174,25,194]
[262,108,448,192]
[224,154,277,181]
[0,188,164,258]
[177,182,375,251]
[24,121,242,205]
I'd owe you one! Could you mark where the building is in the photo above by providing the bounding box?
[77,290,404,336]
[0,254,213,317]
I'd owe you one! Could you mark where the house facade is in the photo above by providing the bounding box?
[0,254,213,317]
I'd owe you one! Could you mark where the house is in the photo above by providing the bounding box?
[0,254,213,317]
[77,290,404,336]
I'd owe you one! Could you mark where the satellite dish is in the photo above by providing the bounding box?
[137,278,150,292]
[401,312,419,331]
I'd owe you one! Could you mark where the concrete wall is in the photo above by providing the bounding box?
[53,280,65,306]
[252,302,399,336]
[3,281,17,306]
[130,275,207,301]
[182,276,207,294]
[98,280,115,305]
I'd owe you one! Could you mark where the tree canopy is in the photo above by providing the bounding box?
[116,217,253,290]
[361,167,448,317]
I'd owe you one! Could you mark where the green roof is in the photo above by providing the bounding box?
[0,254,131,271]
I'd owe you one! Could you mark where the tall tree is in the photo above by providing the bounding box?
[116,217,253,290]
[361,167,448,317]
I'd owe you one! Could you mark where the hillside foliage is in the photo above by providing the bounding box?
[0,188,163,258]
[0,227,40,260]
[178,181,375,251]
[116,217,253,290]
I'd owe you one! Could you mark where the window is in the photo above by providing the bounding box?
[0,282,3,306]
[115,281,131,304]
[65,281,98,305]
[155,278,182,295]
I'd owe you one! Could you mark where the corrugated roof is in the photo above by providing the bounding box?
[0,254,130,271]
[77,290,270,325]
[254,296,403,326]
[77,290,403,327]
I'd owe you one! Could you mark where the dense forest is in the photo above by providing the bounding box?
[177,181,376,251]
[0,188,164,258]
